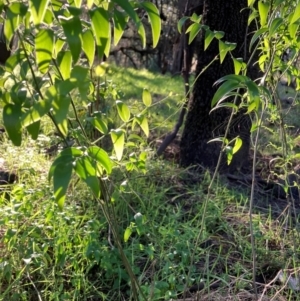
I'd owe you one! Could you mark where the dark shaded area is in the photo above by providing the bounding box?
[0,170,17,185]
[0,24,11,65]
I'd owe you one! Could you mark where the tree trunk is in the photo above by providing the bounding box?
[180,0,256,172]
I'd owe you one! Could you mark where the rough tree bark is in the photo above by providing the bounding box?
[180,0,257,172]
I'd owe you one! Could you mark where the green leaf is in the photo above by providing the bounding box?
[214,31,224,39]
[35,29,54,74]
[288,23,298,39]
[54,39,65,59]
[29,0,50,25]
[225,146,233,165]
[111,129,125,161]
[74,157,100,198]
[21,86,56,127]
[114,0,146,48]
[60,16,82,63]
[249,27,268,50]
[232,137,242,154]
[87,146,112,175]
[177,16,189,34]
[87,0,94,9]
[90,7,111,59]
[82,29,95,67]
[204,29,214,50]
[190,13,202,23]
[113,9,129,46]
[26,120,40,140]
[245,80,260,103]
[246,101,258,114]
[248,9,258,25]
[269,17,283,37]
[233,58,245,75]
[57,51,72,80]
[116,100,130,122]
[210,102,238,113]
[43,8,54,24]
[290,1,300,24]
[3,104,22,146]
[258,0,269,27]
[211,80,241,107]
[186,23,201,44]
[74,0,82,8]
[124,227,132,242]
[87,114,108,134]
[140,1,161,48]
[52,93,71,137]
[4,3,24,44]
[52,160,73,209]
[142,89,152,107]
[70,66,90,97]
[135,115,149,137]
[5,51,25,72]
[218,40,228,64]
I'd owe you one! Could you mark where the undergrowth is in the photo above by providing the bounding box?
[1,66,300,301]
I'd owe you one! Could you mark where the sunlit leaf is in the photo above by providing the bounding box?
[114,0,146,48]
[140,1,161,47]
[233,57,244,75]
[90,7,110,59]
[60,16,82,63]
[35,29,54,74]
[142,89,152,107]
[186,23,201,44]
[29,0,49,25]
[4,2,25,44]
[74,157,100,198]
[246,101,257,114]
[88,114,108,135]
[111,129,125,161]
[258,0,269,27]
[135,115,149,137]
[219,40,229,64]
[87,146,112,174]
[113,9,129,46]
[288,23,298,39]
[232,137,242,154]
[190,13,201,23]
[124,227,132,242]
[290,1,300,24]
[116,100,130,122]
[57,51,72,80]
[82,29,95,67]
[204,29,214,50]
[53,39,65,59]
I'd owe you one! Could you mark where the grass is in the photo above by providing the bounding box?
[1,66,300,301]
